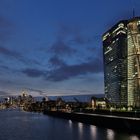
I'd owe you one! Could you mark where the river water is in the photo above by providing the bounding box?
[0,110,139,140]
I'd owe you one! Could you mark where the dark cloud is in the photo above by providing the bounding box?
[19,57,41,66]
[0,90,12,96]
[48,55,66,67]
[0,79,14,85]
[71,35,89,44]
[0,65,21,75]
[0,16,21,61]
[46,58,103,82]
[0,46,20,58]
[0,46,40,66]
[22,68,45,78]
[0,17,41,66]
[70,35,100,45]
[21,56,103,82]
[50,40,76,56]
[57,23,80,39]
[57,23,100,45]
[20,22,103,82]
[0,65,11,74]
[24,88,44,95]
[0,65,9,70]
[1,17,41,67]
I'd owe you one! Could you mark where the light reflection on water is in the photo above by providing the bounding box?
[78,122,84,140]
[90,125,97,139]
[68,120,72,128]
[78,122,83,133]
[130,135,140,140]
[107,129,115,140]
[0,110,139,140]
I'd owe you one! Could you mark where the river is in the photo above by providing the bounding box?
[0,110,139,140]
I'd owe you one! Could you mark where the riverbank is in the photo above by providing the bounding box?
[44,110,140,134]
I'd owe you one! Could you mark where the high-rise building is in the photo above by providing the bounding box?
[103,17,140,107]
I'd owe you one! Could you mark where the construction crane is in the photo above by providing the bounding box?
[73,97,80,103]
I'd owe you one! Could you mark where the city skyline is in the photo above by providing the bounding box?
[0,0,140,97]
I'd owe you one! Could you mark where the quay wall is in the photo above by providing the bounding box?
[44,110,140,133]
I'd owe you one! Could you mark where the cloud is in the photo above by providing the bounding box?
[19,57,41,66]
[0,46,40,66]
[50,40,76,56]
[22,68,45,78]
[0,65,9,70]
[0,90,12,96]
[48,55,66,67]
[20,22,103,82]
[0,17,42,67]
[0,17,41,66]
[56,23,100,45]
[21,55,103,82]
[0,46,20,58]
[46,58,103,82]
[0,65,12,74]
[70,35,100,45]
[71,35,89,44]
[24,88,45,95]
[56,23,80,40]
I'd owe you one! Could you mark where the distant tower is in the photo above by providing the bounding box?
[45,96,49,101]
[102,17,140,107]
[21,90,28,97]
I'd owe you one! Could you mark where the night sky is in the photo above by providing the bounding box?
[0,0,140,97]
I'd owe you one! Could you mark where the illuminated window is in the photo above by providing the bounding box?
[137,20,140,25]
[104,46,112,54]
[116,30,126,35]
[112,40,115,44]
[103,32,110,41]
[109,57,113,61]
[118,23,124,28]
[112,24,124,34]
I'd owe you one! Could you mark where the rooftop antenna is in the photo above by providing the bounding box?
[131,0,135,18]
[133,7,135,18]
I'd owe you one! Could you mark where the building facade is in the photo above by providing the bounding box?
[103,17,140,107]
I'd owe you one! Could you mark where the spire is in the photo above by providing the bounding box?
[133,8,135,18]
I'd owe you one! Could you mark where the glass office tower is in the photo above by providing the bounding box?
[103,17,140,107]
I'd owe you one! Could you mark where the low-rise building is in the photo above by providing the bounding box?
[91,97,106,109]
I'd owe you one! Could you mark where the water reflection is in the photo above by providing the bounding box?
[68,120,72,129]
[78,122,83,133]
[78,122,84,139]
[107,129,115,140]
[130,135,140,140]
[90,125,97,139]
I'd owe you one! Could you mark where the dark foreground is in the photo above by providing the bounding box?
[44,110,140,134]
[0,109,140,140]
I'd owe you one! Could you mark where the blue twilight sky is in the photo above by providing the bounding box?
[0,0,140,97]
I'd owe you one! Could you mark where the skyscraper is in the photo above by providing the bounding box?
[103,17,140,107]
